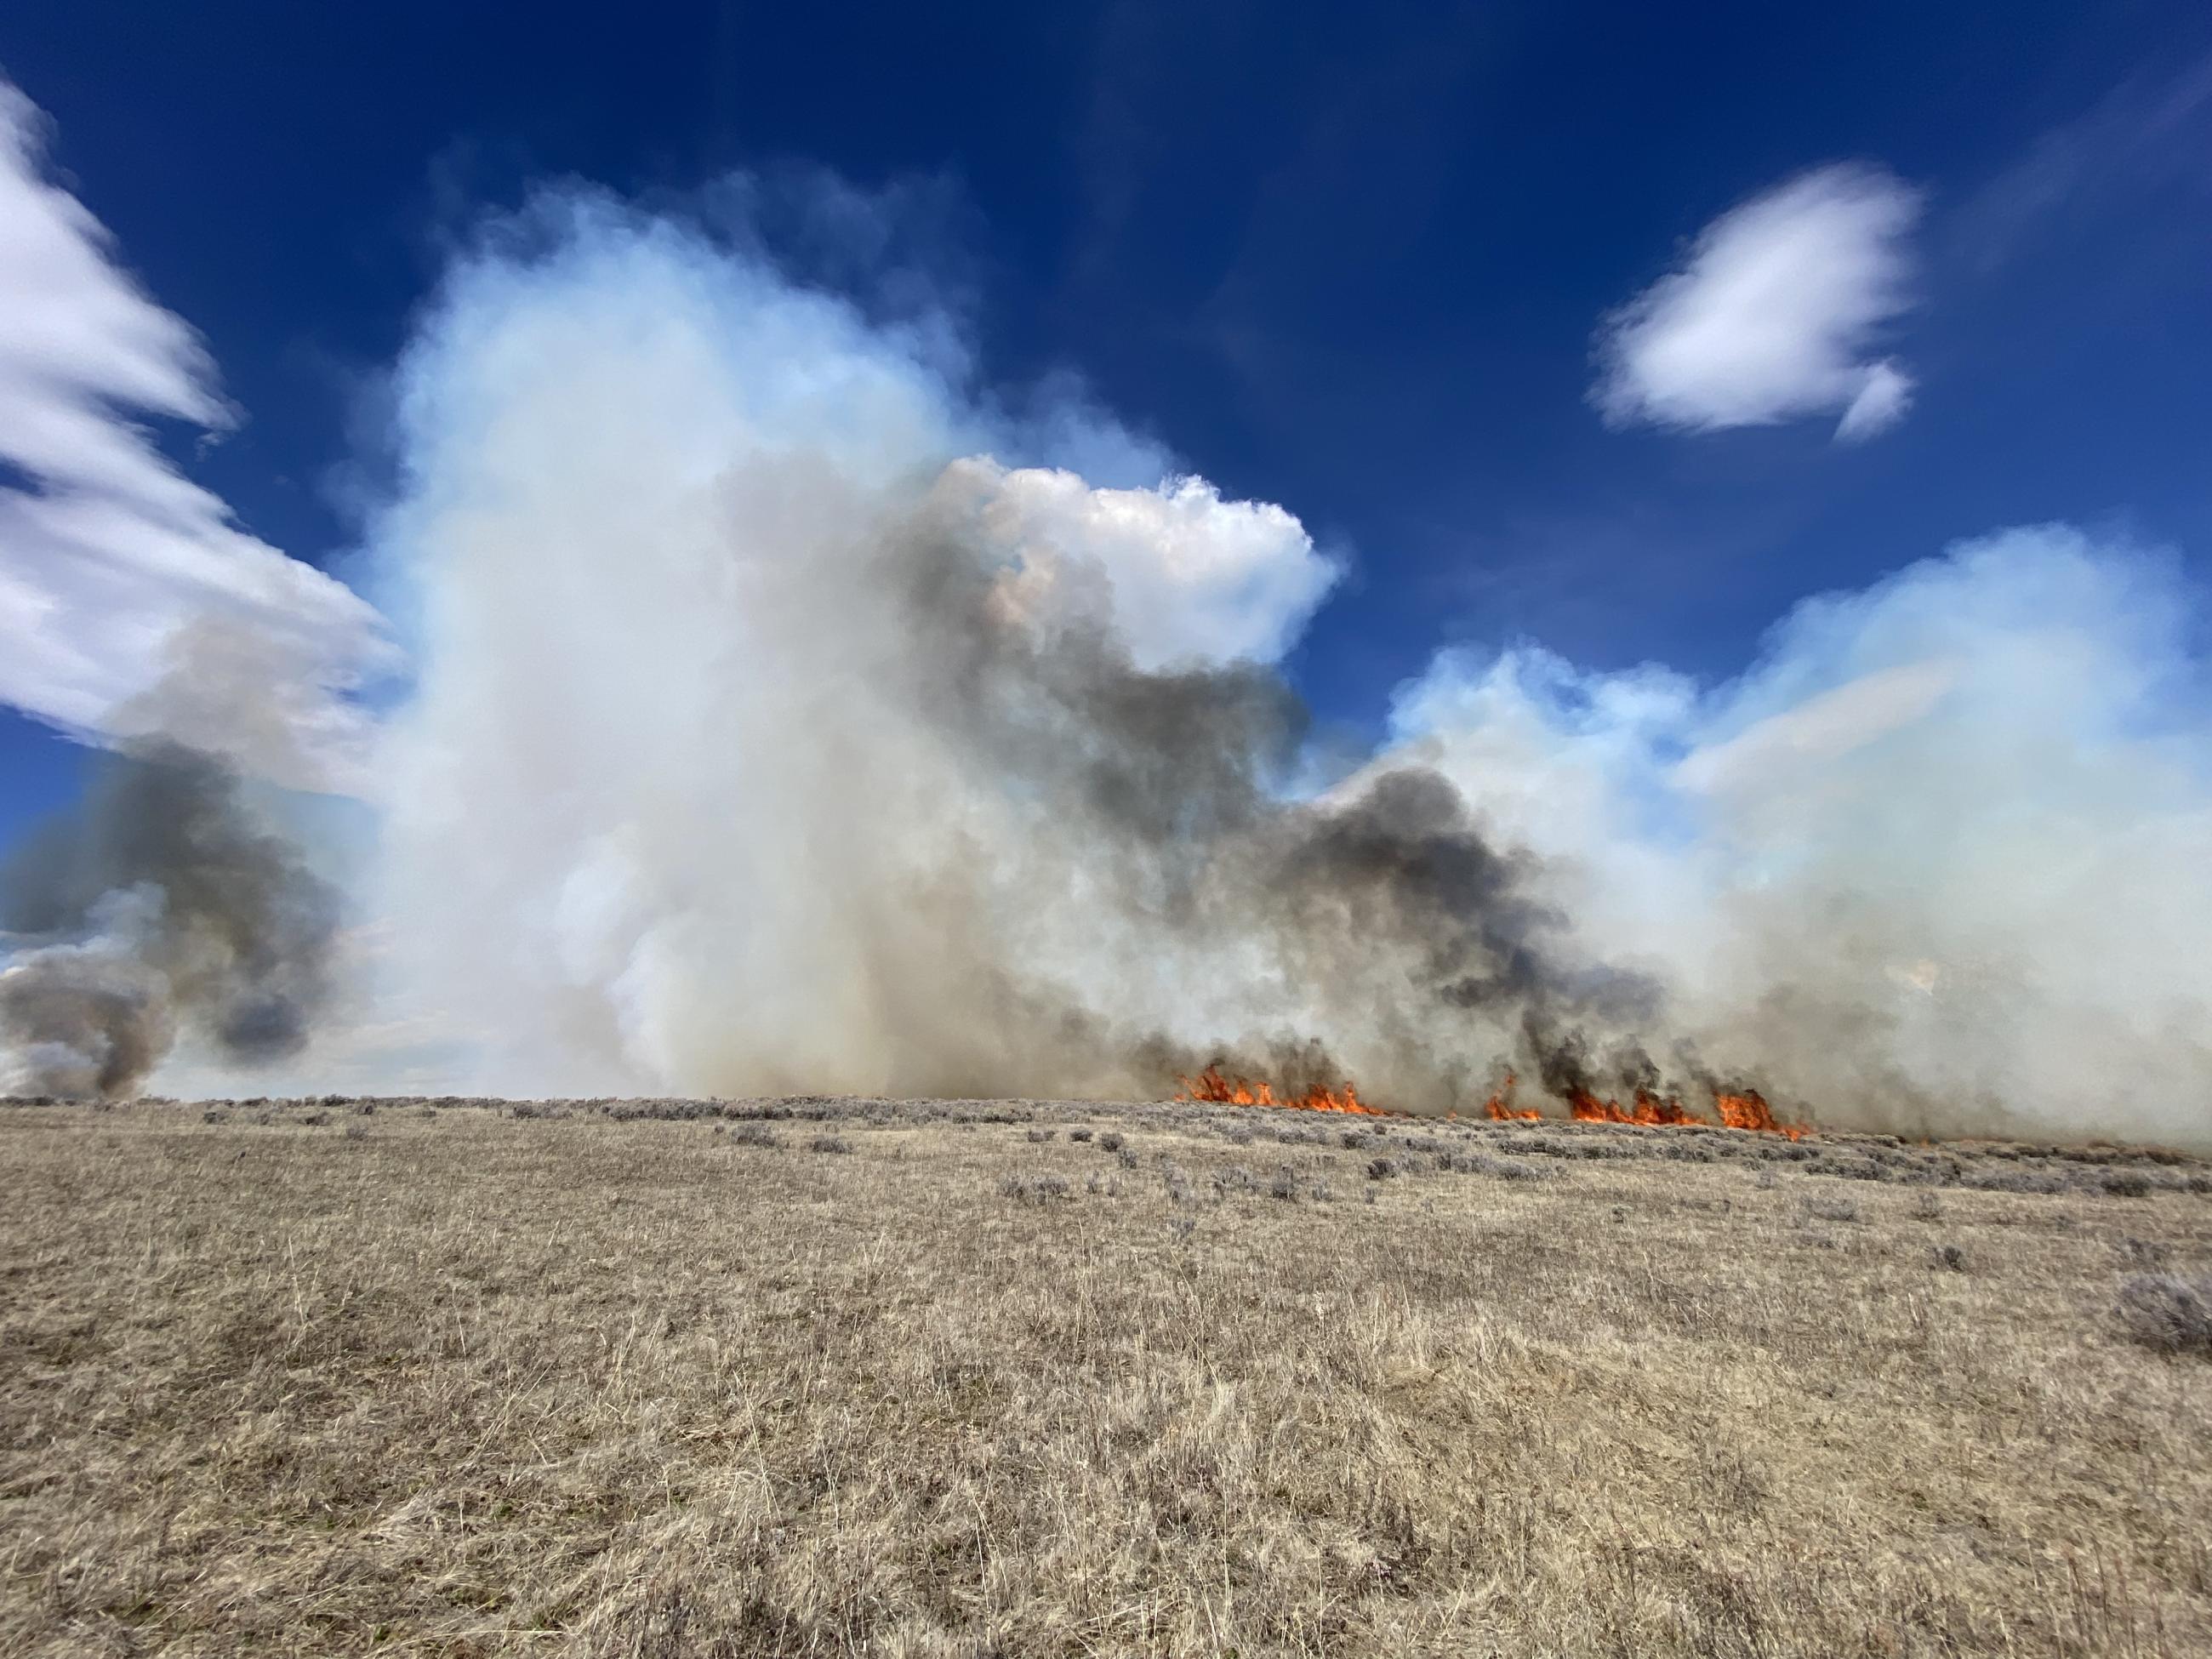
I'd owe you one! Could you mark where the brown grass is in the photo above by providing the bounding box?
[3,1097,2210,1656]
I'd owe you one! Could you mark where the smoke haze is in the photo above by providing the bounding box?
[340,190,2211,1143]
[3,174,2208,1145]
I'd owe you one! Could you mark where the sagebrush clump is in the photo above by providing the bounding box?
[998,1172,1071,1205]
[2116,1272,2212,1356]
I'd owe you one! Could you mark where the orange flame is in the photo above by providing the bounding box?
[1173,1063,1807,1137]
[1567,1089,1634,1125]
[1483,1071,1542,1120]
[1714,1088,1804,1140]
[1571,1085,1803,1137]
[1177,1065,1386,1115]
[1632,1088,1699,1126]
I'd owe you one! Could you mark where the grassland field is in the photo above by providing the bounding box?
[3,1094,2209,1657]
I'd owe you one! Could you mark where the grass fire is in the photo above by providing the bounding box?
[1177,1065,1382,1115]
[1182,1064,1810,1140]
[4,37,2212,1659]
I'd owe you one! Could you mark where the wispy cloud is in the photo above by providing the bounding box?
[1953,50,2212,272]
[1592,163,1922,443]
[0,77,389,790]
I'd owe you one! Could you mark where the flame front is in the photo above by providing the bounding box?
[1177,1063,1805,1137]
[1177,1066,1385,1115]
[1714,1088,1804,1138]
[1567,1083,1804,1138]
[1483,1071,1542,1120]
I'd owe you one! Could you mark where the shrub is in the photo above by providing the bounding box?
[808,1135,853,1154]
[1269,1166,1300,1201]
[728,1123,780,1149]
[1097,1132,1125,1153]
[1213,1165,1255,1196]
[999,1172,1071,1205]
[1366,1156,1400,1182]
[1224,1126,1256,1147]
[2119,1236,2172,1269]
[1909,1189,1943,1220]
[1754,1166,1778,1191]
[1069,1127,1093,1143]
[2101,1170,2153,1199]
[1026,1127,1056,1143]
[2115,1273,2212,1356]
[1440,1152,1539,1181]
[1963,1167,2067,1196]
[1341,1130,1374,1150]
[1117,1146,1139,1171]
[1308,1181,1335,1203]
[1804,1194,1859,1223]
[1928,1243,1966,1272]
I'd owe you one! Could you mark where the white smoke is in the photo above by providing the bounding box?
[957,459,1337,672]
[2,134,2205,1144]
[1395,527,2212,1140]
[338,185,2212,1145]
[358,192,1343,1098]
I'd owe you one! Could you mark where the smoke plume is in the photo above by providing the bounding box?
[3,174,2208,1148]
[0,743,340,1097]
[338,188,2212,1145]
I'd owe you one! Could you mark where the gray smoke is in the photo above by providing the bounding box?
[333,191,2212,1149]
[5,110,2206,1141]
[367,267,1695,1116]
[875,507,1669,1107]
[0,743,339,1097]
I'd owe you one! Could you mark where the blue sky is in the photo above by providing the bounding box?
[2,0,2209,852]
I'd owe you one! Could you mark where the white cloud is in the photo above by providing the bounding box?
[1832,358,1914,442]
[0,78,390,790]
[1593,163,1922,442]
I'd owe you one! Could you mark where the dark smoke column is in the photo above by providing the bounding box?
[0,744,339,1098]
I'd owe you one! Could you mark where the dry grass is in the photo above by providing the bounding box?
[3,1097,2210,1656]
